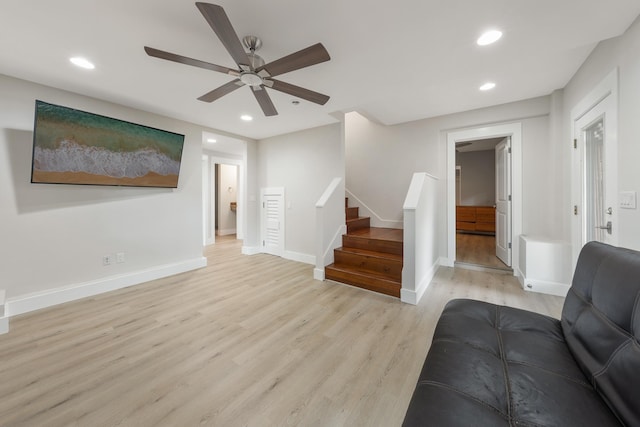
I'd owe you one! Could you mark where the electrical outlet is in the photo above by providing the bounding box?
[103,255,114,266]
[116,252,125,263]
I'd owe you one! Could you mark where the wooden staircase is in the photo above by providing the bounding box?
[325,198,403,298]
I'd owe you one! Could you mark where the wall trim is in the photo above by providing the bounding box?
[401,259,440,305]
[242,246,261,255]
[313,268,325,281]
[439,256,454,267]
[216,228,237,236]
[521,276,571,297]
[6,257,207,318]
[284,250,315,265]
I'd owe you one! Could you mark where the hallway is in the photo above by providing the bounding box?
[456,232,511,271]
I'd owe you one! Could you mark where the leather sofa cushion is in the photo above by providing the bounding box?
[402,299,622,426]
[562,241,640,426]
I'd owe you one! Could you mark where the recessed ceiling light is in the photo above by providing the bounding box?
[240,114,253,121]
[69,57,95,69]
[477,30,503,46]
[479,82,496,91]
[207,138,217,143]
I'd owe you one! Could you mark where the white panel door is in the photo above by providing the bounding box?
[261,187,284,257]
[495,138,512,266]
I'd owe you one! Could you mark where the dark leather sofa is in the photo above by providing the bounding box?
[403,241,640,426]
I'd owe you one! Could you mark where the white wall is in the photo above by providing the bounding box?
[561,15,640,251]
[258,123,343,261]
[0,74,208,311]
[346,96,553,261]
[456,150,495,206]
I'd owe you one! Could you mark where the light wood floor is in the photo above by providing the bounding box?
[456,232,510,270]
[0,239,564,427]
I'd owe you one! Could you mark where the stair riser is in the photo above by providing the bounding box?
[346,217,370,233]
[325,268,400,298]
[346,207,359,220]
[334,251,402,279]
[342,235,403,256]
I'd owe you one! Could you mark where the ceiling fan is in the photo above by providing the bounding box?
[144,2,331,117]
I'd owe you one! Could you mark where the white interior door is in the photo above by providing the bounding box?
[261,187,285,257]
[576,95,618,246]
[495,137,512,266]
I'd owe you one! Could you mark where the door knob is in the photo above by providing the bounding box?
[597,221,612,234]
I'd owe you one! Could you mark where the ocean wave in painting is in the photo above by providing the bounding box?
[33,140,180,178]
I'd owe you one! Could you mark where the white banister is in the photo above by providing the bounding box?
[314,178,346,280]
[402,173,440,304]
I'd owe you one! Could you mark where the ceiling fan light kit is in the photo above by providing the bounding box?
[144,2,331,117]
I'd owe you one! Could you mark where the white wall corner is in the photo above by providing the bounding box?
[242,246,261,255]
[6,257,207,318]
[439,256,454,267]
[313,268,325,281]
[402,259,440,305]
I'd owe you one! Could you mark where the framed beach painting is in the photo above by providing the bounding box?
[31,100,185,188]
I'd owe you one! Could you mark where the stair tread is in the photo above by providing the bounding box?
[335,246,403,262]
[346,216,369,223]
[325,264,401,283]
[347,227,403,242]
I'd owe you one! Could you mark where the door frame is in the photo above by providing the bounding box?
[570,68,618,266]
[446,123,522,275]
[203,154,245,246]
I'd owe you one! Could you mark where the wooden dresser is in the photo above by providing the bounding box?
[456,206,496,234]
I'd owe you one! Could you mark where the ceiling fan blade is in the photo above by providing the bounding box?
[144,47,239,76]
[267,79,330,105]
[257,43,330,77]
[198,79,244,102]
[251,86,278,116]
[195,2,250,68]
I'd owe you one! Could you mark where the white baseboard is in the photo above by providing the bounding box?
[522,278,571,297]
[216,228,236,236]
[439,256,454,267]
[313,268,325,281]
[6,257,207,318]
[401,259,440,305]
[242,246,261,255]
[284,250,315,265]
[240,246,314,265]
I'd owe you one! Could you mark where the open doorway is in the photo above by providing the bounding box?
[446,123,522,275]
[454,137,510,271]
[202,132,246,246]
[215,164,239,238]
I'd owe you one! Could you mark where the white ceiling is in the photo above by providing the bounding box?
[2,1,639,141]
